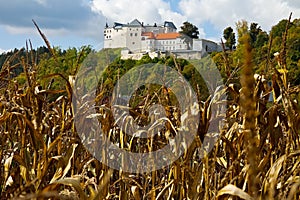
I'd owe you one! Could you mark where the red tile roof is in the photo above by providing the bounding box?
[142,32,181,40]
[142,32,155,39]
[155,32,180,40]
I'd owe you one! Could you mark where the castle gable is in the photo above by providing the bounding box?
[164,21,177,30]
[128,19,143,27]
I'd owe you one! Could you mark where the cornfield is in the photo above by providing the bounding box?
[0,21,299,200]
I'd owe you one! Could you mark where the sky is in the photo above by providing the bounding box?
[0,0,299,54]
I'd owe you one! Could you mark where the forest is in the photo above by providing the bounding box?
[0,16,300,199]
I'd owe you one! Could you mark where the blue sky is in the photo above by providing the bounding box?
[0,0,299,53]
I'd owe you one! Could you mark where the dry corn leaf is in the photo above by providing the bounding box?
[49,143,78,183]
[131,185,141,200]
[263,155,286,194]
[50,166,63,184]
[61,143,78,179]
[217,184,254,200]
[93,169,113,200]
[3,153,14,189]
[155,180,174,200]
[52,177,87,200]
[287,178,300,200]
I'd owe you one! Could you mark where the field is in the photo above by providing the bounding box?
[0,19,300,200]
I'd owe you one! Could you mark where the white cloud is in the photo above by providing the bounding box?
[4,25,72,37]
[89,0,300,43]
[0,48,12,54]
[286,0,300,8]
[178,0,300,33]
[33,0,47,6]
[90,0,186,29]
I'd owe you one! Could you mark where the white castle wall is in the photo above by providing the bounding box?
[103,19,221,60]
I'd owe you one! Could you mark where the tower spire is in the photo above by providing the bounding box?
[105,18,108,28]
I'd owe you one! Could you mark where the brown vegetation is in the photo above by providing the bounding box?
[0,20,300,200]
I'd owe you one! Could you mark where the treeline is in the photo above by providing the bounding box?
[0,46,50,70]
[215,17,300,86]
[0,45,92,89]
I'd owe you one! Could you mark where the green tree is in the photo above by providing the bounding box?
[179,21,199,50]
[249,23,261,46]
[248,23,269,68]
[254,31,269,48]
[268,18,300,85]
[36,46,92,90]
[223,26,236,51]
[271,19,290,38]
[269,19,291,55]
[248,23,269,49]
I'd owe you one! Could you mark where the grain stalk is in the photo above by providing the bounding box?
[240,34,259,198]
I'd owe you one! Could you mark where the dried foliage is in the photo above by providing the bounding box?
[0,21,300,200]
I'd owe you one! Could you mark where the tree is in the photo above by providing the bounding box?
[271,19,290,38]
[254,31,269,48]
[248,22,269,49]
[223,26,236,51]
[249,23,261,46]
[179,21,199,50]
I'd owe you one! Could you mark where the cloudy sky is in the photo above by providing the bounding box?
[0,0,299,53]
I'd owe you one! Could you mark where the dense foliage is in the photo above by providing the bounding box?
[223,26,236,51]
[216,17,300,87]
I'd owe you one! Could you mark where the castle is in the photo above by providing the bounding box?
[104,19,221,60]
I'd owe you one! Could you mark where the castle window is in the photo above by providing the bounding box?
[135,33,137,36]
[130,33,133,36]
